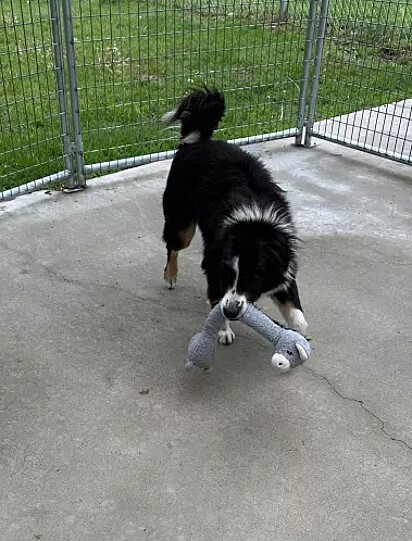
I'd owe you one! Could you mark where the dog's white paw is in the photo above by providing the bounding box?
[218,326,236,345]
[165,277,177,290]
[288,309,308,337]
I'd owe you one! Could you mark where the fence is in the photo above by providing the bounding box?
[1,1,411,201]
[307,0,412,164]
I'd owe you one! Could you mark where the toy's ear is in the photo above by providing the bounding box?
[296,343,309,362]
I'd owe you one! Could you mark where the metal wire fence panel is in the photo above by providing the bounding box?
[0,0,71,199]
[68,0,312,175]
[308,0,412,163]
[2,1,411,201]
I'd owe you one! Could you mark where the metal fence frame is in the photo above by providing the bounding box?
[306,0,412,165]
[1,0,411,202]
[65,0,310,179]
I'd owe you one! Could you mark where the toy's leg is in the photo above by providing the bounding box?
[271,280,308,336]
[162,220,196,289]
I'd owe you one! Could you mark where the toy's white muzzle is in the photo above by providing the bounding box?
[271,353,291,373]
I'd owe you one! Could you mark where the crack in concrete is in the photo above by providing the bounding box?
[0,239,207,317]
[303,365,412,452]
[3,238,412,451]
[42,264,208,317]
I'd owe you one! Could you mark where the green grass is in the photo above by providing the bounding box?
[1,0,412,193]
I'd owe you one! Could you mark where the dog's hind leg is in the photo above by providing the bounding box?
[163,220,196,289]
[271,280,308,336]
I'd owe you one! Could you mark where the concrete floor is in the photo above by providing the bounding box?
[1,138,411,541]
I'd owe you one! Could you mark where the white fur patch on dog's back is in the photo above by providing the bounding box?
[224,203,294,236]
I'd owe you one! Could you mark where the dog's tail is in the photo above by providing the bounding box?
[162,86,225,143]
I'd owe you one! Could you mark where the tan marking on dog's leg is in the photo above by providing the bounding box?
[179,222,196,248]
[164,223,196,289]
[164,250,178,289]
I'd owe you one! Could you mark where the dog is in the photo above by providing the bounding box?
[161,87,307,344]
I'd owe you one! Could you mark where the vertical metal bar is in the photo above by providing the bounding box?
[49,0,73,182]
[295,0,318,146]
[304,0,329,147]
[61,0,85,187]
[279,1,288,21]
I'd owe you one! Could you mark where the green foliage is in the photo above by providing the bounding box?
[1,1,411,191]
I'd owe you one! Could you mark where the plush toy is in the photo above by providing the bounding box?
[186,301,311,373]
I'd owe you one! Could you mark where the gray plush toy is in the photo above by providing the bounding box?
[186,301,311,373]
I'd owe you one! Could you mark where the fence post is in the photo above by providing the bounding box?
[295,0,318,146]
[61,0,85,188]
[279,1,289,21]
[49,0,73,184]
[305,0,329,147]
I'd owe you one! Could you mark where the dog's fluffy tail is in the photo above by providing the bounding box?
[162,86,225,143]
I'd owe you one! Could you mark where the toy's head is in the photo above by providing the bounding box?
[271,329,311,373]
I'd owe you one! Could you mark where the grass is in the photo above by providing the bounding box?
[1,0,412,193]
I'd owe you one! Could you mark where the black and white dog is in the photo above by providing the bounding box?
[162,87,307,344]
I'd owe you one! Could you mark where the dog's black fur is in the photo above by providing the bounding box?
[162,87,307,339]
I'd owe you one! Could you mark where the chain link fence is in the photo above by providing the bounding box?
[1,1,411,201]
[307,0,412,163]
[69,0,311,177]
[0,0,72,197]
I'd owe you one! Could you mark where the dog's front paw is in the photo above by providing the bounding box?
[218,327,235,345]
